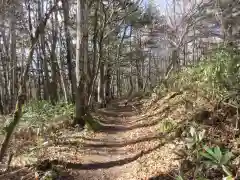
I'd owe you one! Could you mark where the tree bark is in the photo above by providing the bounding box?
[97,37,105,107]
[62,0,76,103]
[9,11,17,112]
[49,3,59,104]
[115,25,128,97]
[38,1,51,100]
[74,0,89,127]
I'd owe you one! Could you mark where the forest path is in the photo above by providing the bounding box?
[59,99,181,180]
[5,98,181,180]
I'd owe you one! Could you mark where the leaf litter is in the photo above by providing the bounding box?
[0,91,239,179]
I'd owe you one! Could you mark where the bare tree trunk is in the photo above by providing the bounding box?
[74,0,88,127]
[0,92,3,114]
[147,49,152,90]
[104,36,114,104]
[88,3,100,108]
[62,0,76,103]
[0,15,10,113]
[135,57,143,91]
[192,27,196,64]
[115,25,128,97]
[50,47,58,104]
[38,1,51,100]
[9,11,17,112]
[58,41,68,102]
[127,67,134,97]
[97,38,105,107]
[135,30,144,91]
[49,3,59,104]
[36,48,42,100]
[183,44,187,66]
[105,61,112,105]
[172,48,179,70]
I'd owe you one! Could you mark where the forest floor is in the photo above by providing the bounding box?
[0,91,235,179]
[52,99,182,180]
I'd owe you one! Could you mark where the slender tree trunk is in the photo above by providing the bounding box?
[0,15,10,113]
[128,67,133,97]
[36,48,42,100]
[58,37,68,102]
[136,31,144,91]
[49,5,59,104]
[135,57,143,91]
[62,0,76,103]
[38,1,51,100]
[104,37,113,104]
[74,0,88,126]
[97,37,105,107]
[105,62,112,105]
[98,62,105,107]
[87,3,100,107]
[115,25,128,97]
[172,48,179,70]
[0,93,3,115]
[147,49,152,90]
[9,12,17,112]
[50,48,58,104]
[183,44,187,66]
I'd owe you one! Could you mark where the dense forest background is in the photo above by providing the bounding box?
[1,0,234,115]
[0,0,240,179]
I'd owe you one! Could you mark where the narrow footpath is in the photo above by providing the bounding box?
[61,100,181,180]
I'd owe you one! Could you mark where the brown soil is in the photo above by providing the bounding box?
[1,97,186,180]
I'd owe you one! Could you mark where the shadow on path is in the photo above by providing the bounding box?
[95,105,176,132]
[97,105,137,117]
[33,100,182,180]
[38,136,176,170]
[57,134,165,148]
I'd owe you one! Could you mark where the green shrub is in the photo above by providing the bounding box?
[22,100,74,125]
[157,46,240,102]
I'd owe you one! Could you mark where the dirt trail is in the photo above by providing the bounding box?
[5,99,182,180]
[59,100,181,180]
